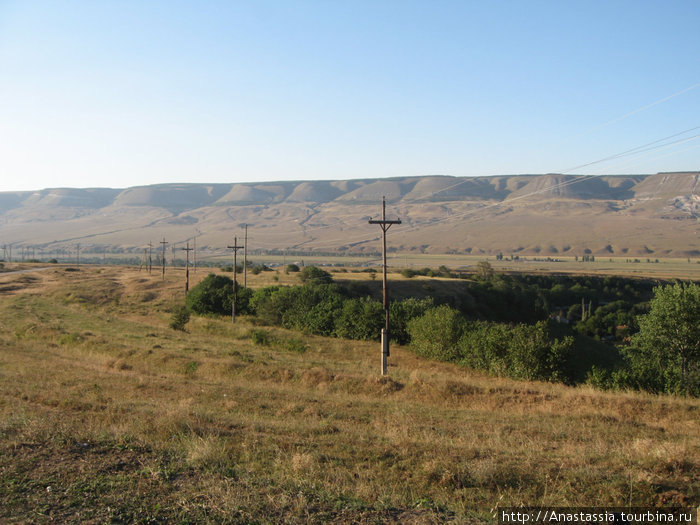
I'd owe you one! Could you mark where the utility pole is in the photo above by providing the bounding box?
[368,196,401,373]
[148,241,153,274]
[182,242,193,293]
[227,237,244,322]
[76,243,81,266]
[160,238,167,280]
[244,224,248,288]
[193,234,197,274]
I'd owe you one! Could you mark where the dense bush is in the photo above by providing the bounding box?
[389,296,434,345]
[574,300,641,340]
[186,273,252,316]
[250,283,345,335]
[460,320,574,382]
[249,283,431,343]
[407,305,467,362]
[460,274,549,324]
[334,297,384,340]
[299,266,333,284]
[186,274,233,315]
[408,305,574,383]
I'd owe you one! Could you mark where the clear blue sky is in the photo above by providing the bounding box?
[0,0,698,192]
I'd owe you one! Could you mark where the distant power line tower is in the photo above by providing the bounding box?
[368,196,401,374]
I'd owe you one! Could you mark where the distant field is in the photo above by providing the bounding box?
[6,250,699,281]
[0,266,697,522]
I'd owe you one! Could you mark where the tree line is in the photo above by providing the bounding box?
[183,266,699,397]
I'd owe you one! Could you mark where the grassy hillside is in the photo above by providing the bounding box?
[0,267,697,523]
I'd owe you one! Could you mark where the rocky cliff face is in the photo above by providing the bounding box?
[1,172,698,257]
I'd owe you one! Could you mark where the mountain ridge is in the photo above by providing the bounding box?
[1,172,698,258]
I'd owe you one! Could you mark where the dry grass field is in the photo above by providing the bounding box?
[0,266,697,523]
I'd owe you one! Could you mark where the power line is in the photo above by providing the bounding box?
[368,196,401,371]
[160,238,167,280]
[182,242,193,293]
[227,238,244,323]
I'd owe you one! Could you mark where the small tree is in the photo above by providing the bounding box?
[170,305,190,331]
[629,282,700,395]
[476,261,494,280]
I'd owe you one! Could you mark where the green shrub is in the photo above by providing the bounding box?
[170,305,191,331]
[459,320,574,382]
[283,337,307,353]
[186,273,253,317]
[407,305,466,361]
[390,297,434,344]
[299,266,333,284]
[250,329,272,346]
[187,274,233,315]
[334,297,384,341]
[251,283,345,336]
[249,286,283,324]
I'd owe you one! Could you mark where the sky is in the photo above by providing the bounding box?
[0,0,698,192]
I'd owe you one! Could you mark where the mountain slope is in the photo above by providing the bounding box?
[1,173,698,258]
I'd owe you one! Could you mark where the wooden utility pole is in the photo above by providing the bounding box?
[368,196,401,371]
[227,237,244,322]
[148,241,153,274]
[76,243,81,266]
[160,238,167,280]
[193,234,197,274]
[182,242,193,293]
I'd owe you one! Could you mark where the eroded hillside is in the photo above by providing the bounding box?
[1,172,698,257]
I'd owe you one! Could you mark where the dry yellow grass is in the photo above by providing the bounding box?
[0,266,697,523]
